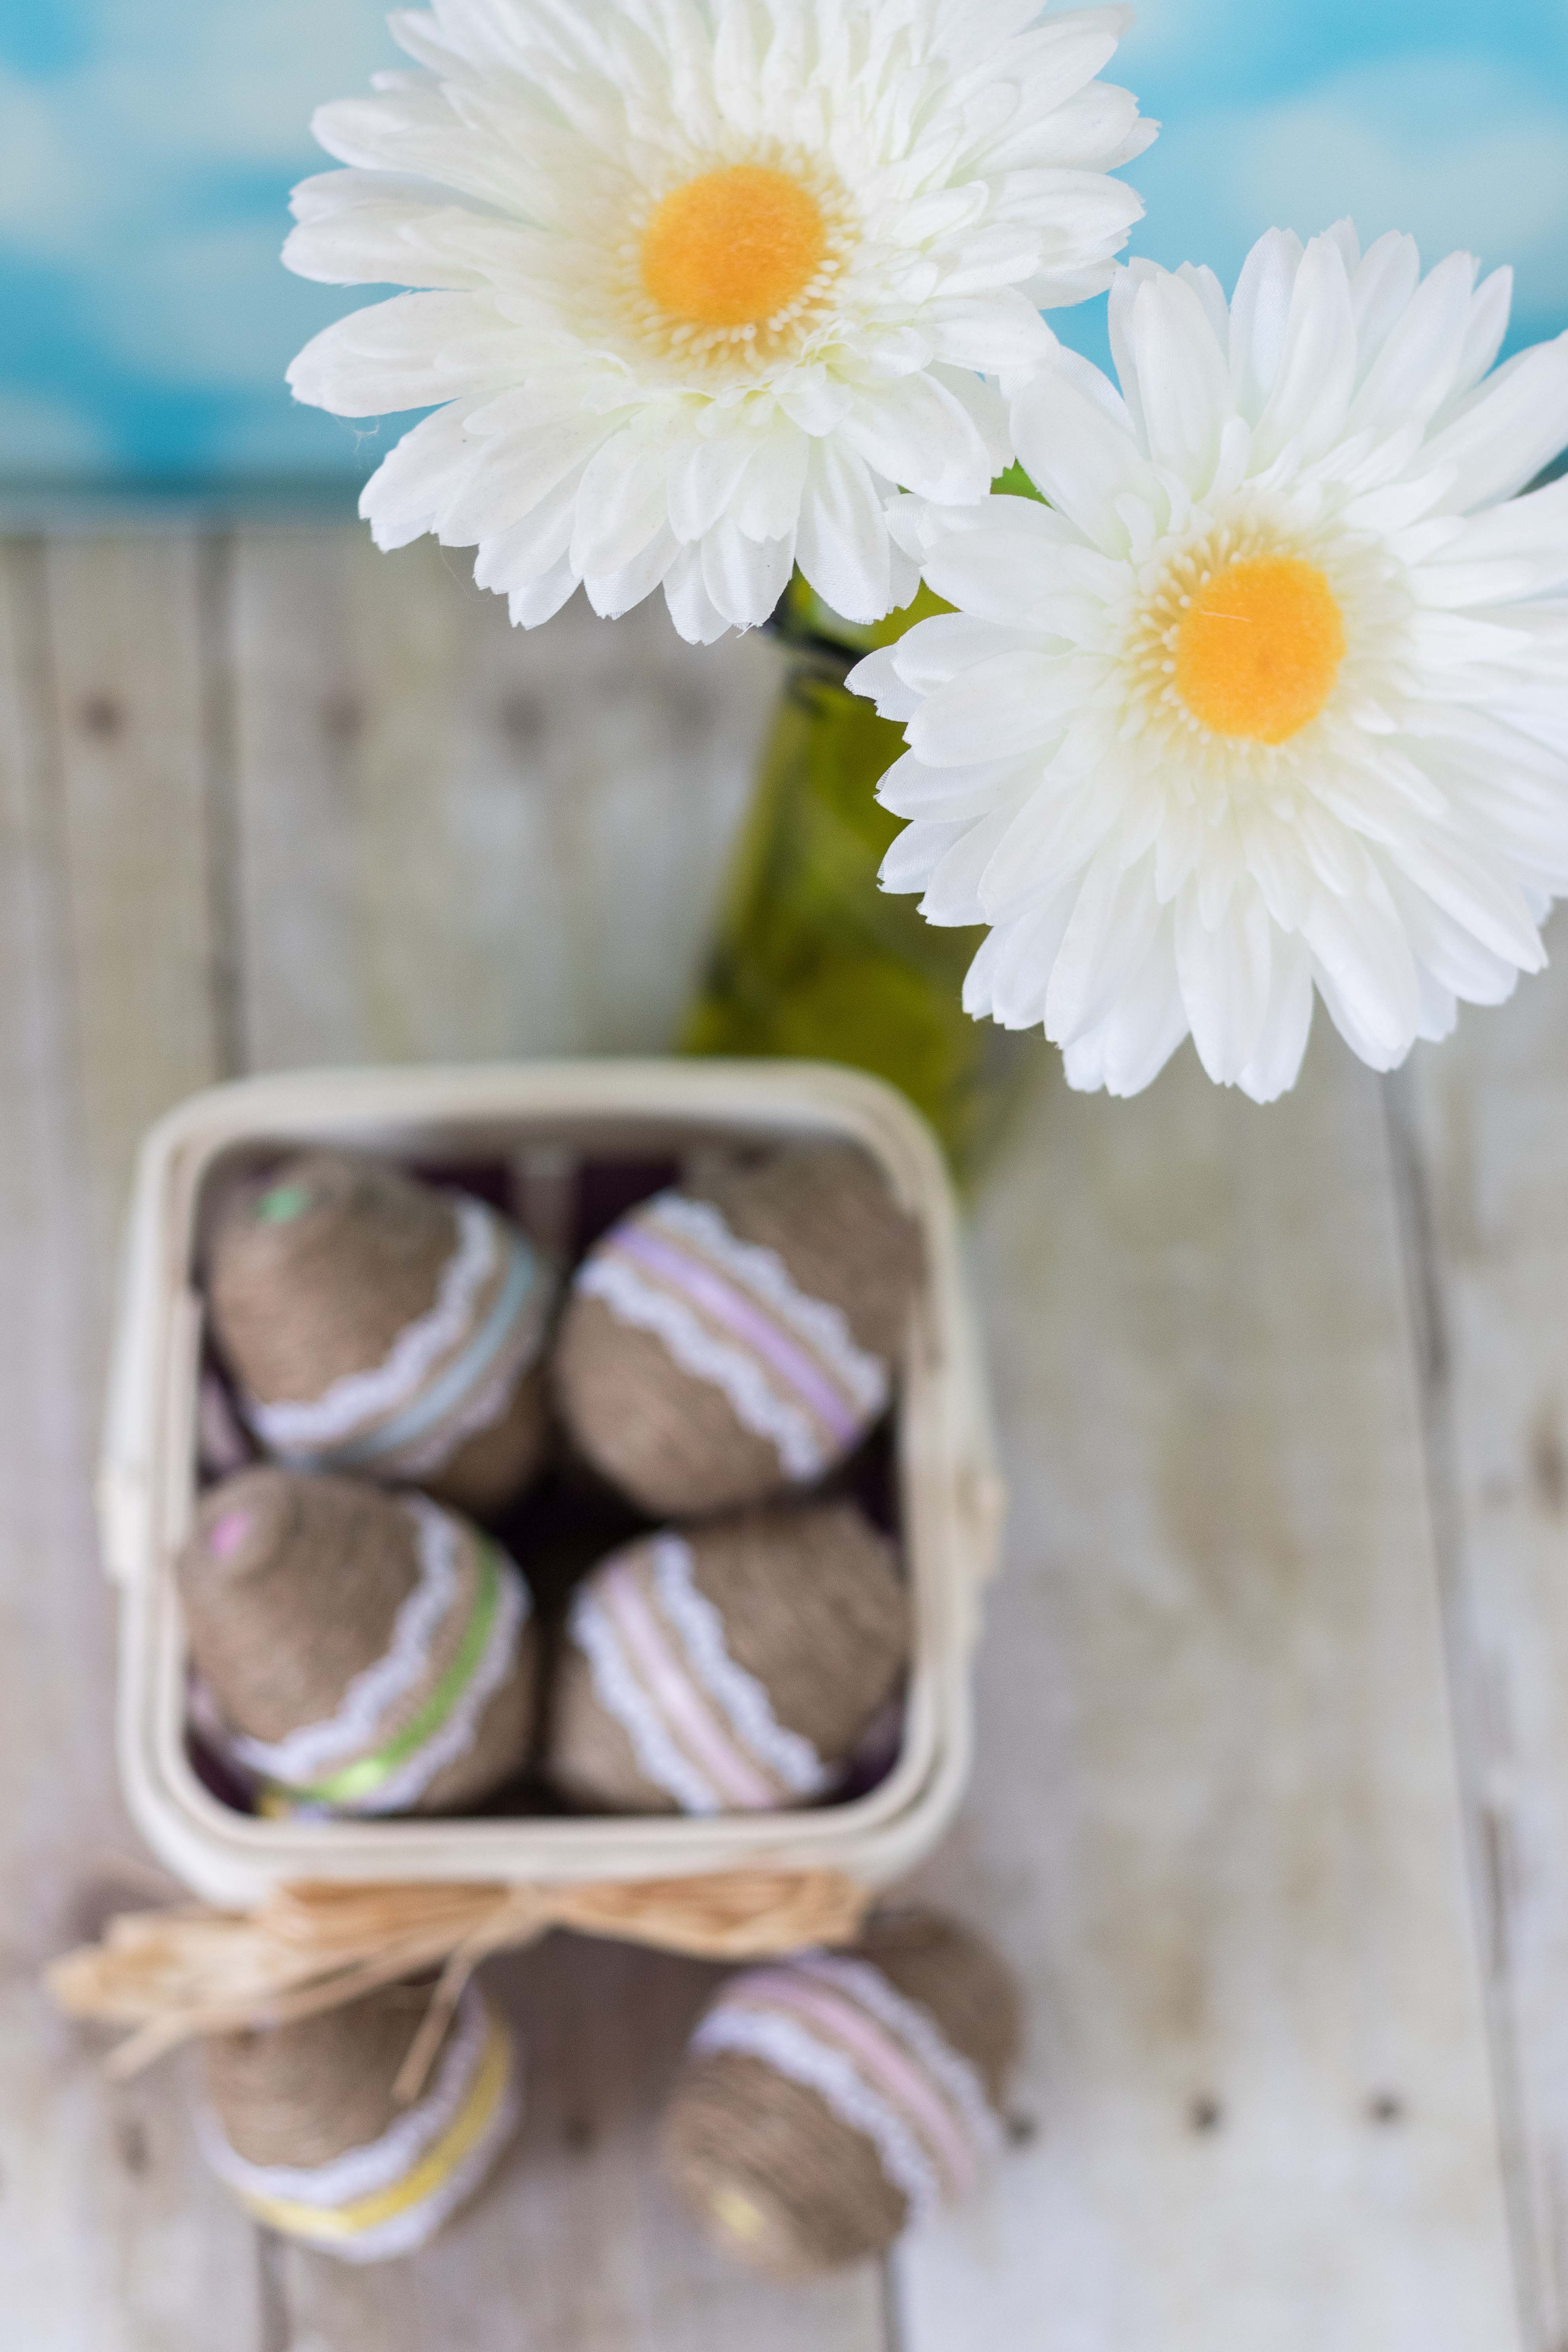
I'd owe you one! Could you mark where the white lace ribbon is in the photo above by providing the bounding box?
[568,1579,725,1815]
[691,2003,941,2225]
[648,1535,828,1799]
[647,1194,887,1417]
[575,1252,828,1481]
[229,1499,529,1815]
[690,1954,1003,2229]
[247,1195,499,1449]
[794,1954,1004,2171]
[567,1536,829,1815]
[245,1197,546,1475]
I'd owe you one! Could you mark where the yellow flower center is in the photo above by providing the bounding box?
[641,164,827,330]
[1173,556,1346,746]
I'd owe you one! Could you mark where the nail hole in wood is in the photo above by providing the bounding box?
[663,680,715,740]
[79,693,123,739]
[320,691,365,746]
[500,691,547,752]
[1188,2095,1223,2134]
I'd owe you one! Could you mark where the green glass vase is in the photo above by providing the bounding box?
[681,578,1043,1183]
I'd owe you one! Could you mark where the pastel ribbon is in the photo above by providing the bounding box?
[276,1544,502,1810]
[231,2015,513,2248]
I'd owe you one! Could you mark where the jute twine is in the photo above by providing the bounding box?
[555,1143,923,1516]
[209,1979,444,2171]
[201,1979,522,2260]
[660,1909,1021,2275]
[47,1870,873,2098]
[208,1151,552,1517]
[179,1468,538,1815]
[548,1501,910,1815]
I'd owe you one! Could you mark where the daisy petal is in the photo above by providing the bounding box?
[1251,232,1357,467]
[907,651,1084,764]
[662,544,731,646]
[1010,342,1147,549]
[795,441,892,625]
[360,403,483,550]
[1229,228,1304,422]
[1422,334,1568,512]
[1045,848,1163,1047]
[1064,915,1190,1096]
[508,556,579,628]
[1122,268,1230,488]
[1302,884,1421,1067]
[699,520,794,629]
[1175,886,1273,1083]
[288,293,525,415]
[586,524,681,619]
[1235,934,1315,1104]
[1421,476,1568,604]
[839,374,995,504]
[1347,248,1479,438]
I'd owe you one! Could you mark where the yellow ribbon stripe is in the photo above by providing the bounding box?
[237,2017,512,2245]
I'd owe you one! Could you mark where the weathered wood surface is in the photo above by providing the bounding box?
[1400,918,1568,2352]
[0,529,1556,2350]
[900,1037,1521,2351]
[0,541,260,2351]
[227,530,778,1072]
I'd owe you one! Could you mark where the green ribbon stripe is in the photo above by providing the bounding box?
[285,1545,504,1810]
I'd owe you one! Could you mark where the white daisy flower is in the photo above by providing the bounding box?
[284,0,1152,643]
[851,222,1568,1100]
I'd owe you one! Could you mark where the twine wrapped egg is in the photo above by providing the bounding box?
[207,1151,556,1518]
[555,1144,922,1517]
[200,1981,520,2261]
[661,1910,1019,2275]
[178,1467,538,1816]
[546,1501,909,1816]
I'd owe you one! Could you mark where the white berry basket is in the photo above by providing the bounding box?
[101,1058,1004,1909]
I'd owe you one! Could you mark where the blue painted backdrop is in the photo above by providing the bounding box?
[2,0,1565,497]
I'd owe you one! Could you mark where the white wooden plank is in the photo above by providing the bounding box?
[228,533,779,1071]
[895,1030,1523,2352]
[0,540,263,2350]
[43,538,227,1293]
[225,539,881,2348]
[1399,909,1568,2346]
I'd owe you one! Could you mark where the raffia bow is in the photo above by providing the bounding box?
[47,1868,871,2103]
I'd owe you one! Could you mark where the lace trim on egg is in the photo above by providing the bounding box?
[796,1955,1004,2168]
[229,1501,529,1811]
[650,1534,828,1799]
[568,1583,721,1816]
[199,1986,491,2209]
[648,1193,889,1417]
[353,1546,527,1817]
[246,1196,501,1452]
[574,1254,826,1482]
[692,2004,937,2225]
[201,1996,522,2265]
